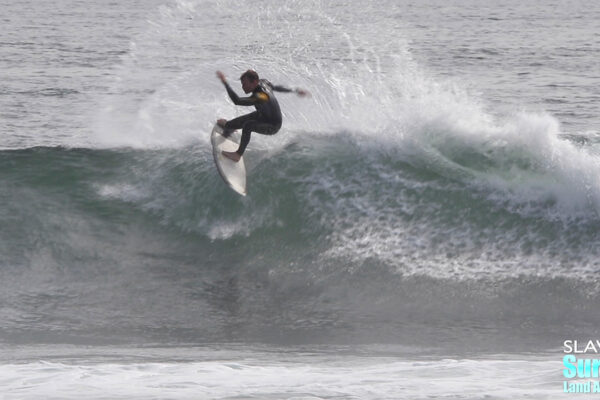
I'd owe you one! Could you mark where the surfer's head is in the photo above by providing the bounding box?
[240,69,259,93]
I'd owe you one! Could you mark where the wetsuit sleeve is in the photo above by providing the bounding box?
[271,84,294,93]
[223,82,266,106]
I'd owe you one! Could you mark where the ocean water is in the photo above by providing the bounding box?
[1,0,600,398]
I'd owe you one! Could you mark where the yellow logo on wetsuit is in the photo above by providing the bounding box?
[255,92,269,102]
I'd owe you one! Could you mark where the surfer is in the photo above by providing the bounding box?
[216,70,308,162]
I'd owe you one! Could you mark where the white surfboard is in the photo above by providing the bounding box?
[211,124,247,196]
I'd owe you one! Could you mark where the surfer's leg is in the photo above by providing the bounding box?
[221,112,259,138]
[235,121,281,156]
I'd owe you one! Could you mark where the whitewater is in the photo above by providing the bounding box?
[1,0,599,398]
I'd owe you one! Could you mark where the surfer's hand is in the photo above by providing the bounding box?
[216,71,226,83]
[217,119,227,127]
[295,88,310,97]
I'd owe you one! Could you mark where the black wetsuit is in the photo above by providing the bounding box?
[222,79,293,156]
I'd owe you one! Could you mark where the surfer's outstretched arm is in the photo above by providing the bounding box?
[269,82,310,97]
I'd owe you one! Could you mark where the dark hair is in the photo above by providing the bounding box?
[240,69,259,82]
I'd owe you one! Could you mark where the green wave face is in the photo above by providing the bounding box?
[1,134,599,348]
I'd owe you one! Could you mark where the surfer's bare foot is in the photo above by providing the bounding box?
[222,150,241,162]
